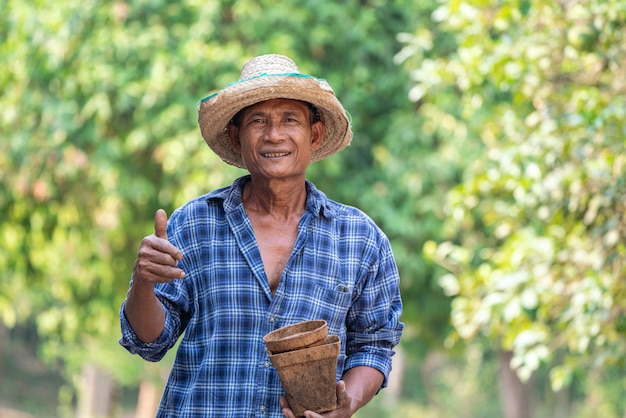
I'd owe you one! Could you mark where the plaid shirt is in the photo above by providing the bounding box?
[119,176,403,417]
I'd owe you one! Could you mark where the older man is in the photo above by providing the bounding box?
[119,54,403,418]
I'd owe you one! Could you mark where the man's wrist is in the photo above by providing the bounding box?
[130,272,155,293]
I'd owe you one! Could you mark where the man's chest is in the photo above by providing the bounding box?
[248,215,300,294]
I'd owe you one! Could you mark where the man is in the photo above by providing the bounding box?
[119,54,403,418]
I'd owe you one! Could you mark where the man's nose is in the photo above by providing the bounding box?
[263,120,284,141]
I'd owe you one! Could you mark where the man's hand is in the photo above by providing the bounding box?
[132,209,185,285]
[281,381,355,418]
[124,209,184,343]
[280,367,383,418]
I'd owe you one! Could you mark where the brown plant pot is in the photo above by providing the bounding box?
[263,319,328,354]
[267,335,340,417]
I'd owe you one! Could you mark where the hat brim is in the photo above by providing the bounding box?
[198,74,352,169]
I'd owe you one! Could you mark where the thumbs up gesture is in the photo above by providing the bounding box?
[132,209,185,284]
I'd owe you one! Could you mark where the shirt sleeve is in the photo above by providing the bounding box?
[344,233,404,389]
[118,206,195,362]
[118,282,185,362]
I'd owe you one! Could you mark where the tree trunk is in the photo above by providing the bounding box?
[76,363,115,418]
[554,383,570,417]
[498,351,532,418]
[420,350,445,408]
[134,379,161,418]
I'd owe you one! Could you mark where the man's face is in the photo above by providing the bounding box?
[228,99,324,180]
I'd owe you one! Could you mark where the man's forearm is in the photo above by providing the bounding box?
[124,278,166,343]
[342,366,385,414]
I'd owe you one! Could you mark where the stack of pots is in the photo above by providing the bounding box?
[264,320,340,417]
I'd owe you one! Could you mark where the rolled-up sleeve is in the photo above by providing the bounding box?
[344,234,404,388]
[118,294,182,362]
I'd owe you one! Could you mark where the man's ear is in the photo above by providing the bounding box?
[310,120,325,152]
[227,124,241,153]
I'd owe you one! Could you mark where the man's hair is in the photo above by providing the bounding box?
[229,100,321,128]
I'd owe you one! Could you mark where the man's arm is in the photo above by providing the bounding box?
[123,278,166,343]
[123,209,185,343]
[341,366,384,414]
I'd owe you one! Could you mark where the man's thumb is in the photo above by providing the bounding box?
[154,209,168,239]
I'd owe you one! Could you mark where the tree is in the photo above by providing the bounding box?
[1,0,443,414]
[399,0,626,415]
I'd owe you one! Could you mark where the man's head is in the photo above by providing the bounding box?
[227,98,325,180]
[197,54,351,169]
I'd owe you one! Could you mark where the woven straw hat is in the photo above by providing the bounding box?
[198,54,352,168]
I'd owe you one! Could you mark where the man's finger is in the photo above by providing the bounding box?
[336,380,347,400]
[334,380,352,413]
[155,209,168,239]
[280,397,295,418]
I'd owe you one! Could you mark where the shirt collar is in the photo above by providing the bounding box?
[206,175,335,219]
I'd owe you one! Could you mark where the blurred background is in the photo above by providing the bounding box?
[1,0,625,417]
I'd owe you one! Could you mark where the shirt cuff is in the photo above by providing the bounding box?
[344,346,396,389]
[118,301,173,362]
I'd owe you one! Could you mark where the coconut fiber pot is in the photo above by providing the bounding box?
[263,319,328,354]
[266,329,340,417]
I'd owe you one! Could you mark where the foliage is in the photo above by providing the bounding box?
[0,0,444,406]
[1,0,242,388]
[403,0,626,393]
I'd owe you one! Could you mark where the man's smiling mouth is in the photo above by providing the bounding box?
[262,152,290,158]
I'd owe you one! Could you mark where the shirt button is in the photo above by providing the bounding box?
[264,361,271,368]
[259,405,266,412]
[269,315,275,323]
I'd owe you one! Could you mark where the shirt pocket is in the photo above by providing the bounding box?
[310,283,353,335]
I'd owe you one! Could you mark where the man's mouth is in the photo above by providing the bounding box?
[261,152,290,158]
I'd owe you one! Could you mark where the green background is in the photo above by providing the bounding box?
[1,0,625,416]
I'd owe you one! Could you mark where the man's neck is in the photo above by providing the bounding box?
[242,176,307,219]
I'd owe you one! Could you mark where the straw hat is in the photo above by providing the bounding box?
[198,54,352,168]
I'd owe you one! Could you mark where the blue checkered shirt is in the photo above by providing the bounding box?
[119,176,403,417]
